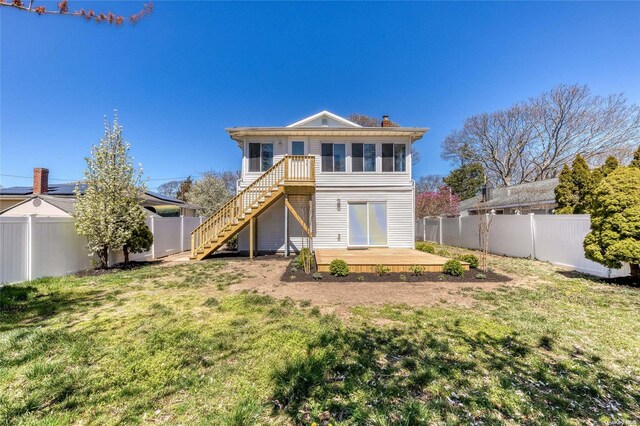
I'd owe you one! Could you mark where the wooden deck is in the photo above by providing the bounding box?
[315,248,469,273]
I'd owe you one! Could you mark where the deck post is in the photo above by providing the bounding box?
[249,217,255,259]
[284,194,289,257]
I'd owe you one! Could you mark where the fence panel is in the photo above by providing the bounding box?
[441,218,460,247]
[31,217,93,279]
[533,215,629,277]
[488,215,533,258]
[152,217,182,258]
[1,215,203,285]
[0,217,29,284]
[182,217,202,250]
[460,216,480,250]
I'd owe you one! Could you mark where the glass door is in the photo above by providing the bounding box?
[348,202,388,247]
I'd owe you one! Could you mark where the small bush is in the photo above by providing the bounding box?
[475,272,487,280]
[329,259,350,276]
[289,275,296,280]
[443,259,464,277]
[399,274,407,282]
[409,265,425,276]
[356,276,365,282]
[374,264,391,276]
[312,272,323,280]
[416,242,435,253]
[436,249,451,258]
[290,266,298,273]
[457,254,479,268]
[294,248,314,272]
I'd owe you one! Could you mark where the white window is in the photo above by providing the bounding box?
[248,143,273,172]
[352,143,376,172]
[291,141,305,156]
[321,143,346,172]
[382,143,406,172]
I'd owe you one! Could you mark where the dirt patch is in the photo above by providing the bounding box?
[74,261,161,278]
[195,253,522,315]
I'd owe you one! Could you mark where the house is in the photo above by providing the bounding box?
[0,168,199,217]
[191,111,427,259]
[458,178,558,216]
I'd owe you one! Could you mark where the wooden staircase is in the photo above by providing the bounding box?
[191,155,315,260]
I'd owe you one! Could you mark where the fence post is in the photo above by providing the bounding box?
[422,217,426,242]
[438,217,443,244]
[180,216,184,252]
[529,213,536,259]
[150,216,156,260]
[458,216,462,247]
[27,214,35,281]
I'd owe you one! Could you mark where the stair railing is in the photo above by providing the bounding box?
[191,155,315,257]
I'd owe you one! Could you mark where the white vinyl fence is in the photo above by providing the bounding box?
[1,216,203,285]
[416,214,630,278]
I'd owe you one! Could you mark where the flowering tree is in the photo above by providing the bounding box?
[0,0,153,25]
[75,113,147,268]
[415,186,460,218]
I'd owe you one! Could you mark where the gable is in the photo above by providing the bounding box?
[286,111,362,128]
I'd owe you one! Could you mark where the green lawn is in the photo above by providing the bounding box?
[1,251,639,425]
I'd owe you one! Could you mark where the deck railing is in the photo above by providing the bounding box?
[191,155,315,257]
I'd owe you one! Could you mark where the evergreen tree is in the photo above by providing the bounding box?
[572,155,594,214]
[554,164,577,214]
[631,145,640,168]
[591,156,619,189]
[584,167,640,279]
[74,113,147,268]
[443,163,485,200]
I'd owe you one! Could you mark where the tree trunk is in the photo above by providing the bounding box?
[98,246,109,269]
[123,246,130,265]
[631,263,639,279]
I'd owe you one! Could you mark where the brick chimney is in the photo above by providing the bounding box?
[381,115,392,127]
[33,168,49,195]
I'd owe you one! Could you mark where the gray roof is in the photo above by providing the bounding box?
[459,178,558,212]
[0,183,196,208]
[0,195,160,217]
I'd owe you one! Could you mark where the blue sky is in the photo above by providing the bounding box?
[2,1,639,191]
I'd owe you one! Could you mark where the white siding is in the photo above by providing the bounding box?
[314,188,414,249]
[238,195,312,253]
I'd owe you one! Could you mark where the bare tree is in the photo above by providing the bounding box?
[527,85,640,177]
[1,0,153,25]
[415,175,443,193]
[157,180,181,198]
[442,84,640,187]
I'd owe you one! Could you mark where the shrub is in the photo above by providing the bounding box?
[416,242,435,254]
[475,273,487,280]
[294,248,314,273]
[409,265,425,276]
[374,264,391,276]
[312,272,323,280]
[443,259,464,277]
[356,276,365,282]
[399,274,407,282]
[290,266,298,273]
[329,259,350,276]
[436,249,451,258]
[457,254,479,269]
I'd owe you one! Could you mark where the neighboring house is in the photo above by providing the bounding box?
[458,178,558,216]
[0,168,198,217]
[191,110,427,259]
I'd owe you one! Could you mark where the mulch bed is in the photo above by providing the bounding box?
[282,260,511,283]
